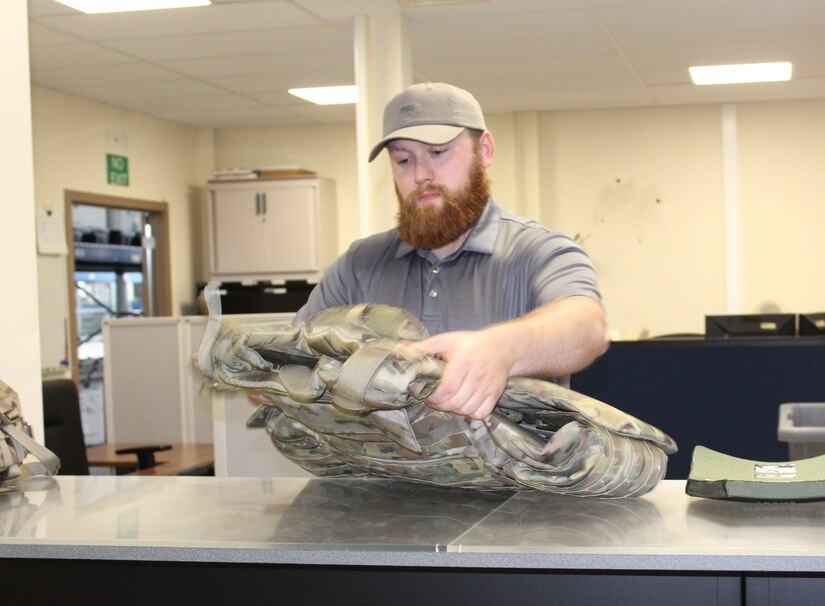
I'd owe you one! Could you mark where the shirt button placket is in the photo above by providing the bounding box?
[428,265,440,298]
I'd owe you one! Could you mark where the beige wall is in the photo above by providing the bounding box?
[31,86,211,371]
[2,0,43,433]
[737,100,825,315]
[541,105,728,337]
[483,113,519,216]
[213,114,522,253]
[211,104,734,339]
[214,123,358,255]
[211,100,825,340]
[28,88,825,375]
[543,100,825,337]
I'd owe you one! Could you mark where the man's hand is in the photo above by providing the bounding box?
[411,330,513,420]
[409,296,608,420]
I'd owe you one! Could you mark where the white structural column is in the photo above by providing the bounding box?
[0,0,44,436]
[354,14,412,237]
[514,112,542,221]
[721,103,741,314]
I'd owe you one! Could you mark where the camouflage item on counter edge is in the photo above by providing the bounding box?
[0,381,28,482]
[197,292,677,497]
[1,380,60,483]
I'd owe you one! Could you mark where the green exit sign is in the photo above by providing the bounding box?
[107,153,129,186]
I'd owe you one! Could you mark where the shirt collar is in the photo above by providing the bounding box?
[394,198,501,260]
[462,198,500,254]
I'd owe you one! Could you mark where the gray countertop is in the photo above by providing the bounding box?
[2,476,825,572]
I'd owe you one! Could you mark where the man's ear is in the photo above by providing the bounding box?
[478,131,495,168]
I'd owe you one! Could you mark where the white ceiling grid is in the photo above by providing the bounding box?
[27,0,825,128]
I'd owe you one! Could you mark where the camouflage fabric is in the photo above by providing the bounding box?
[197,293,677,497]
[1,380,60,484]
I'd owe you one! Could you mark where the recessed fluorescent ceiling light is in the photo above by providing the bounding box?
[289,86,359,105]
[689,62,792,85]
[54,0,211,13]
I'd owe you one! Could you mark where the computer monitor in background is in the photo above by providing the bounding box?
[798,312,825,336]
[705,313,796,337]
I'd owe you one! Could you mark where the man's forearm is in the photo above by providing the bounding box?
[483,295,608,380]
[411,295,608,419]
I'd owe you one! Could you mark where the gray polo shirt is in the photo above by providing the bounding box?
[296,199,601,336]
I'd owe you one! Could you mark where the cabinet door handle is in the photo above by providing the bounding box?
[262,192,267,215]
[255,193,261,215]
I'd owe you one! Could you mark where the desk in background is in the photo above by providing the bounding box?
[571,336,825,478]
[86,443,214,476]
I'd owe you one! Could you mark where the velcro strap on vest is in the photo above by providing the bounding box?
[1,417,60,476]
[330,345,395,412]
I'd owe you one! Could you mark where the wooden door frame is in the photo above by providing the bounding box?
[64,190,172,383]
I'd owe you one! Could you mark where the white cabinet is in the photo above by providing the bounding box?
[103,316,216,445]
[212,390,313,478]
[208,177,337,281]
[103,313,313,477]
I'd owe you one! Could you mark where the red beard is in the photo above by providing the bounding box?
[396,155,490,250]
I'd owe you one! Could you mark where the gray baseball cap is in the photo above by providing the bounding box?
[368,82,487,162]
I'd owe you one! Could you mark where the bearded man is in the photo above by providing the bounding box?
[295,82,608,419]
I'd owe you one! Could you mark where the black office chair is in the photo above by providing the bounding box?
[42,379,90,475]
[42,379,170,475]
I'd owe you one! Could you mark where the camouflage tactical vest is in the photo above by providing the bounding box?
[197,290,677,498]
[1,381,60,484]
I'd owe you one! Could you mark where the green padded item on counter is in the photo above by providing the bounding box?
[686,445,825,502]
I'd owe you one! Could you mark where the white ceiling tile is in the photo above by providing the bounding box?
[161,49,353,79]
[244,90,303,105]
[291,0,399,22]
[413,32,613,64]
[61,79,228,102]
[632,43,825,85]
[415,53,631,83]
[117,93,265,114]
[596,0,825,33]
[26,0,76,18]
[629,46,793,72]
[647,79,825,107]
[29,42,135,69]
[32,0,319,41]
[27,22,78,45]
[207,68,353,93]
[409,6,600,41]
[104,25,351,62]
[402,0,583,20]
[168,105,313,128]
[614,22,825,54]
[31,63,186,88]
[480,86,653,114]
[26,0,825,128]
[278,102,357,123]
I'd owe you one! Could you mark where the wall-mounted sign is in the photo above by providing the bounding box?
[107,153,129,186]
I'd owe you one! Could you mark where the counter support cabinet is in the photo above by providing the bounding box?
[3,478,825,605]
